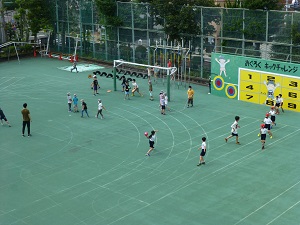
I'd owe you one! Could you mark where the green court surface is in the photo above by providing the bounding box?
[0,58,299,225]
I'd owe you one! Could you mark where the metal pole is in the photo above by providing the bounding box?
[265,10,269,59]
[56,0,60,51]
[200,7,204,78]
[117,2,120,60]
[67,0,70,54]
[221,8,223,54]
[113,66,117,91]
[131,3,135,62]
[290,12,293,62]
[91,1,95,59]
[242,9,245,56]
[79,0,83,56]
[147,5,150,65]
[167,69,171,101]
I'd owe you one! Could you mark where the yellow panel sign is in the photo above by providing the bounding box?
[239,69,300,112]
[239,91,260,104]
[239,81,261,94]
[283,99,300,112]
[281,76,300,89]
[239,70,261,83]
[260,73,283,84]
[281,87,300,101]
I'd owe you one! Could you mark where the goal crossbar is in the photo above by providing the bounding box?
[113,60,177,101]
[114,60,177,75]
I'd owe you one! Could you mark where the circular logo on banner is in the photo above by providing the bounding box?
[213,76,225,91]
[225,84,237,99]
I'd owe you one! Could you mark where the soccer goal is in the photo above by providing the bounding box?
[113,60,177,101]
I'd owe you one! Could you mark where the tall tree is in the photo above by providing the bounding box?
[148,0,216,42]
[15,0,53,42]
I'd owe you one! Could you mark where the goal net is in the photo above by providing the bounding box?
[113,60,177,101]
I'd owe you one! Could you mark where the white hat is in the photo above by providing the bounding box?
[74,94,76,96]
[93,75,97,78]
[67,92,70,95]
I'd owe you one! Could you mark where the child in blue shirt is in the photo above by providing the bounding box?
[73,94,79,112]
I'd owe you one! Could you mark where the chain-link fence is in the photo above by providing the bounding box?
[3,1,299,79]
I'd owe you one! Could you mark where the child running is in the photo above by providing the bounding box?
[0,108,11,127]
[269,106,276,127]
[71,60,78,73]
[145,130,158,156]
[131,79,143,97]
[263,113,273,138]
[95,99,106,119]
[225,116,240,144]
[259,124,268,149]
[274,96,281,114]
[81,99,89,118]
[197,137,207,166]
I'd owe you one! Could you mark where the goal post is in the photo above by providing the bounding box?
[113,60,177,101]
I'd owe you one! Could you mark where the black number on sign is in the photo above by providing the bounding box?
[246,85,254,90]
[246,94,253,100]
[289,81,298,87]
[266,100,274,106]
[287,103,297,109]
[248,74,252,79]
[267,76,275,81]
[288,92,297,98]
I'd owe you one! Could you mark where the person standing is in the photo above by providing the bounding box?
[71,60,78,73]
[21,103,31,137]
[208,76,211,94]
[81,99,89,118]
[164,94,170,111]
[91,75,100,96]
[259,124,268,149]
[187,86,194,108]
[145,130,159,156]
[278,94,284,113]
[197,137,207,166]
[160,94,166,115]
[95,99,106,119]
[0,108,11,127]
[225,116,240,144]
[67,92,72,112]
[73,94,79,112]
[148,78,153,101]
[124,81,130,100]
[121,76,127,92]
